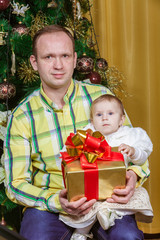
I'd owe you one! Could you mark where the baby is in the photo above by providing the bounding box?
[60,94,153,240]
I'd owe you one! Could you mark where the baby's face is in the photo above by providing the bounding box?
[91,100,125,136]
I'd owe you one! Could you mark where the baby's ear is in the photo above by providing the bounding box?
[121,115,126,126]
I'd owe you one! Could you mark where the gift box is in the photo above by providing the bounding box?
[61,129,126,202]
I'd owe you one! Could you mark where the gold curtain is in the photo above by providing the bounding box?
[92,0,160,234]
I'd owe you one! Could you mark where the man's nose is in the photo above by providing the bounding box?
[53,57,63,69]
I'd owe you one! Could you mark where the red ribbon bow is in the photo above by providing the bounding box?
[61,129,112,169]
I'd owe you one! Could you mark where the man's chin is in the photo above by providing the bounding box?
[50,80,71,89]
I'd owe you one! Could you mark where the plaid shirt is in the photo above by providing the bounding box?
[4,79,150,213]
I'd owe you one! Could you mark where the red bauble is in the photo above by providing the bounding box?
[96,58,108,71]
[86,71,101,84]
[76,55,94,74]
[0,82,16,99]
[0,0,10,11]
[13,22,28,35]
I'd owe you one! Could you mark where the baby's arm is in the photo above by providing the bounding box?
[118,144,135,157]
[118,143,149,165]
[118,127,153,166]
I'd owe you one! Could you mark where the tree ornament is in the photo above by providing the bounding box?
[47,0,58,8]
[71,0,77,21]
[86,37,96,48]
[0,110,11,140]
[76,1,82,20]
[11,1,30,17]
[11,48,16,76]
[105,66,128,98]
[96,58,108,71]
[17,60,39,84]
[65,17,87,39]
[0,80,16,100]
[0,0,10,11]
[76,54,94,74]
[0,216,6,226]
[86,71,101,84]
[0,31,7,45]
[0,199,7,226]
[12,22,28,35]
[30,11,49,39]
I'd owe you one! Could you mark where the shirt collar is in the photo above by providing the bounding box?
[39,79,76,110]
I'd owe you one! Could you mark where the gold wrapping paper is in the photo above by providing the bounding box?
[63,159,126,202]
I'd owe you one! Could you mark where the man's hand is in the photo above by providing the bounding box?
[106,170,137,204]
[59,189,96,216]
[118,143,135,157]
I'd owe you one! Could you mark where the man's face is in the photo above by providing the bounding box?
[92,100,125,135]
[30,31,77,94]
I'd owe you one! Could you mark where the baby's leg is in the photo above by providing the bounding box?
[71,219,96,240]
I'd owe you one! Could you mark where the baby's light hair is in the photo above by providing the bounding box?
[90,94,125,120]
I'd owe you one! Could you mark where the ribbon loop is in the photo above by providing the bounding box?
[66,129,111,165]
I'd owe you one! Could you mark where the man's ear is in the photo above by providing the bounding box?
[74,52,77,69]
[30,55,38,71]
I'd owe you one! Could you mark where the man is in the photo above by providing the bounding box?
[4,25,147,240]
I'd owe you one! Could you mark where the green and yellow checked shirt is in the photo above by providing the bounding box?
[4,79,150,213]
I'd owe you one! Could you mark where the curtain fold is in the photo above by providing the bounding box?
[92,0,160,234]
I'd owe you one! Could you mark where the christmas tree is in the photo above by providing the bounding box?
[0,0,126,231]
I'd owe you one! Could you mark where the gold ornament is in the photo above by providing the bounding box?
[47,0,58,8]
[76,1,82,20]
[65,17,89,39]
[71,0,82,21]
[71,0,77,21]
[30,11,49,39]
[86,36,96,48]
[17,60,39,84]
[0,216,6,226]
[11,49,16,76]
[0,199,7,226]
[101,66,129,99]
[0,31,7,45]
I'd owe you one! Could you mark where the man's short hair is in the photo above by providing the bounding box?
[32,25,75,58]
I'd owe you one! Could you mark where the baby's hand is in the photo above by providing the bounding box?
[118,144,135,157]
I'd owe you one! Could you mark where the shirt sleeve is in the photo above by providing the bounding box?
[122,127,152,186]
[128,127,153,165]
[130,147,149,165]
[127,159,150,187]
[4,112,64,213]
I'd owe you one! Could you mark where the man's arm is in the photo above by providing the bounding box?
[4,113,63,213]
